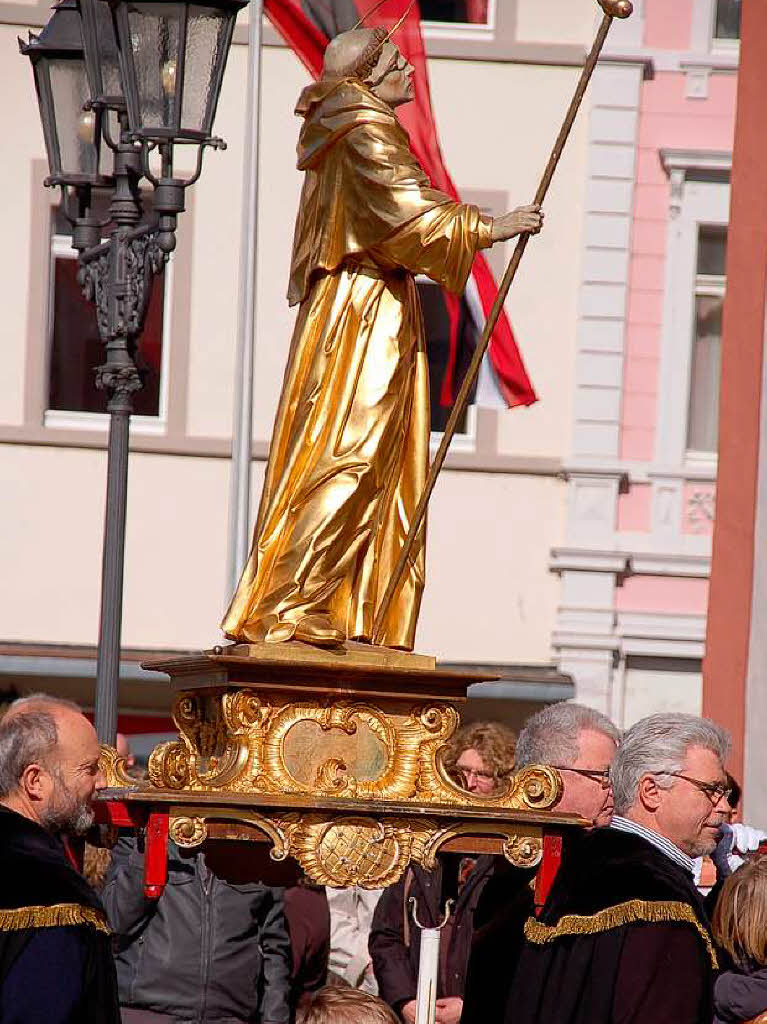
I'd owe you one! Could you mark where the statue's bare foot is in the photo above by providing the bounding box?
[293,614,345,648]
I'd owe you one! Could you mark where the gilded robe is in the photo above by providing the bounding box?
[222,77,492,650]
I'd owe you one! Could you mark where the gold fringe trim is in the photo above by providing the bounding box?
[525,899,718,969]
[0,903,110,935]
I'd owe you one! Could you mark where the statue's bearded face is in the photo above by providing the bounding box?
[368,42,414,107]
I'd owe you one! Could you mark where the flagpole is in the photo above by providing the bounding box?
[226,0,264,599]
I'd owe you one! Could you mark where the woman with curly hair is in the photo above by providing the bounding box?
[441,721,517,796]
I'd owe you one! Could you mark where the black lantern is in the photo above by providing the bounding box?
[109,0,246,143]
[18,0,244,750]
[77,0,125,110]
[19,0,110,186]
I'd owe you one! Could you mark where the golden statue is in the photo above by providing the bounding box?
[222,26,542,651]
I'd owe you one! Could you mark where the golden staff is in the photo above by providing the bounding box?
[372,0,633,643]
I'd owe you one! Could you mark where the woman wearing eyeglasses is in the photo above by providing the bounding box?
[442,722,517,798]
[369,722,514,1024]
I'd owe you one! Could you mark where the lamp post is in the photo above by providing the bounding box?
[20,0,245,744]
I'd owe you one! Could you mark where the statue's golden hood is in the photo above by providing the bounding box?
[288,78,456,306]
[294,78,397,170]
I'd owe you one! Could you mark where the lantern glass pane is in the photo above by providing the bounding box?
[181,5,227,133]
[95,0,123,99]
[30,61,61,176]
[48,58,100,176]
[126,2,181,131]
[80,0,123,103]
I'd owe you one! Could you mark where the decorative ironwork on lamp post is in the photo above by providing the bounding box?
[20,0,246,744]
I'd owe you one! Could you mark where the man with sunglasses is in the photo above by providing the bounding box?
[507,712,732,1024]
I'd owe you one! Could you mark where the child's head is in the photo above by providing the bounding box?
[296,987,398,1024]
[713,855,767,967]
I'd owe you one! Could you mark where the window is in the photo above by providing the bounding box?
[419,279,476,438]
[713,0,741,41]
[298,0,492,33]
[46,192,171,429]
[420,0,490,24]
[419,189,505,443]
[686,226,727,455]
[656,151,730,470]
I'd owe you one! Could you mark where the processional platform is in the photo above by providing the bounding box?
[97,642,585,902]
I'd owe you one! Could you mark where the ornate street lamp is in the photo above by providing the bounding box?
[21,0,245,744]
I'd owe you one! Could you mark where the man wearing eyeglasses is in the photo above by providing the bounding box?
[507,712,732,1024]
[460,703,620,1024]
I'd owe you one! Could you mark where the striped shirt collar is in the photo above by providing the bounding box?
[610,816,696,876]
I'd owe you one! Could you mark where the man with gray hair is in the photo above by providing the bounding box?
[507,712,731,1024]
[461,702,620,1024]
[0,694,119,1022]
[515,702,620,828]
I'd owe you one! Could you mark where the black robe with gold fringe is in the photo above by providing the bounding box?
[505,826,717,1024]
[0,804,120,1023]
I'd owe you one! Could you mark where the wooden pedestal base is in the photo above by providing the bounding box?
[98,643,584,893]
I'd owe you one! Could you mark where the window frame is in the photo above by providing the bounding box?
[686,253,726,457]
[655,150,731,475]
[417,186,508,454]
[690,0,741,56]
[420,0,497,38]
[711,0,741,49]
[43,229,174,436]
[416,273,479,451]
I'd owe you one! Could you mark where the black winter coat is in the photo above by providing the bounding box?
[459,859,536,1024]
[506,828,717,1024]
[714,965,767,1024]
[0,805,120,1024]
[103,836,292,1024]
[368,855,494,1017]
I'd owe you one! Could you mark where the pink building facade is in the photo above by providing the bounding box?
[553,0,739,727]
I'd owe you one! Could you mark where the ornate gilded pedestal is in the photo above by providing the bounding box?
[100,642,584,893]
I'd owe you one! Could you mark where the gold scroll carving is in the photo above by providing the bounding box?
[145,688,561,812]
[160,808,545,889]
[100,745,139,788]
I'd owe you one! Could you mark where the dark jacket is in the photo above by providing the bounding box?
[0,804,120,1024]
[369,855,494,1017]
[506,827,717,1024]
[714,965,767,1024]
[459,859,536,1024]
[103,836,292,1024]
[284,884,330,1004]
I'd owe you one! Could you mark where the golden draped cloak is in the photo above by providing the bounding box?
[222,78,492,650]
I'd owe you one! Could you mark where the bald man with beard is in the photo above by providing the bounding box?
[0,695,118,1024]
